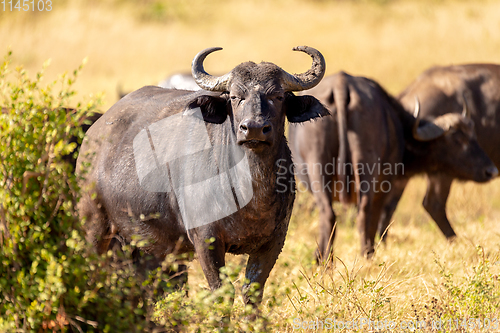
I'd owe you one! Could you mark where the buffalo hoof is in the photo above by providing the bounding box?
[364,248,375,259]
[315,249,334,266]
[446,234,457,243]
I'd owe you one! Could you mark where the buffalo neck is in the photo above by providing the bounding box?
[247,135,293,204]
[391,100,439,178]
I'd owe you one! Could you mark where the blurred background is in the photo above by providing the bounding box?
[2,0,500,111]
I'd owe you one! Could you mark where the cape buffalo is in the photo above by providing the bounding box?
[77,46,329,308]
[385,64,500,240]
[118,73,200,100]
[65,111,103,169]
[288,72,497,260]
[158,72,200,91]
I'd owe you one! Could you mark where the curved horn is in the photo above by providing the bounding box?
[281,46,326,92]
[461,92,471,119]
[191,47,231,91]
[412,96,445,141]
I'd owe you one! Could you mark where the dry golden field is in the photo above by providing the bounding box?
[3,0,500,109]
[2,0,500,331]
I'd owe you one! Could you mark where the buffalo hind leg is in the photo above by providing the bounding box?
[310,172,336,264]
[423,174,456,240]
[131,248,188,296]
[79,192,115,255]
[377,178,408,243]
[357,190,386,258]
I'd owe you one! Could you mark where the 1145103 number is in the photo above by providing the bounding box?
[1,0,52,11]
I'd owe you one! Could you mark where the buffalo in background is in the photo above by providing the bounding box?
[117,72,200,99]
[289,72,497,260]
[381,64,500,240]
[158,72,200,91]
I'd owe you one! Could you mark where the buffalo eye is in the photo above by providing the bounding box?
[268,94,284,102]
[452,132,469,149]
[230,95,245,104]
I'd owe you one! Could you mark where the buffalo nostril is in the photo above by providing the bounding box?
[485,166,499,179]
[239,119,271,142]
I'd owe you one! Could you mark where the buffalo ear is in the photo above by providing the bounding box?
[188,95,229,124]
[285,93,330,123]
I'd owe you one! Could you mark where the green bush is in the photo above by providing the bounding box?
[433,247,500,320]
[0,51,158,332]
[0,50,272,332]
[153,262,269,332]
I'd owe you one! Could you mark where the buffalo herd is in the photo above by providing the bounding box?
[76,47,499,309]
[288,72,497,261]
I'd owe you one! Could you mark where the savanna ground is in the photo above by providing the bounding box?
[1,0,500,331]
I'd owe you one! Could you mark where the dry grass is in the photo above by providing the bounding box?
[180,177,500,331]
[2,0,500,330]
[266,177,500,331]
[2,0,500,109]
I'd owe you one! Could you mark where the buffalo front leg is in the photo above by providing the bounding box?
[243,230,287,308]
[310,172,336,264]
[423,174,456,240]
[191,231,234,326]
[377,178,408,243]
[190,230,232,295]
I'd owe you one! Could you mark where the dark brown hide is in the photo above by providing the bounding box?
[386,64,500,240]
[64,111,103,169]
[77,47,328,308]
[288,71,496,260]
